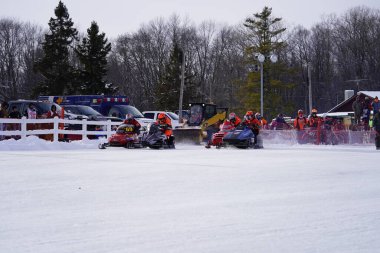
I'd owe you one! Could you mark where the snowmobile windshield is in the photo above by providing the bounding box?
[116,124,135,134]
[116,105,144,118]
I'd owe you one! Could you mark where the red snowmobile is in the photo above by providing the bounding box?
[99,123,142,149]
[206,121,235,148]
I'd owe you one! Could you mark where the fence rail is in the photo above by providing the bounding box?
[0,117,121,142]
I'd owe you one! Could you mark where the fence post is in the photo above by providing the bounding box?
[82,119,88,140]
[106,120,112,139]
[53,117,59,142]
[21,117,27,139]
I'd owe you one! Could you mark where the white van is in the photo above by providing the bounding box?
[142,111,184,128]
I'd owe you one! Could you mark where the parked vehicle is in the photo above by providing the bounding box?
[38,95,129,115]
[108,105,153,126]
[142,111,183,128]
[64,105,122,122]
[38,95,152,127]
[174,110,190,121]
[7,100,83,120]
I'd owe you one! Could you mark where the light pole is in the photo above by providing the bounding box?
[256,53,277,117]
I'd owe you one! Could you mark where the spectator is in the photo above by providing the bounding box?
[27,103,37,119]
[46,105,59,118]
[362,97,372,130]
[372,108,380,150]
[352,96,363,125]
[308,108,320,128]
[371,96,380,116]
[8,106,22,133]
[272,113,290,130]
[293,110,307,130]
[9,106,21,119]
[0,101,9,140]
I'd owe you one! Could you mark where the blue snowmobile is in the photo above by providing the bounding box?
[222,124,263,149]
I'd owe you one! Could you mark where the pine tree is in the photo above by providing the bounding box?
[75,21,114,95]
[241,6,293,119]
[34,1,78,96]
[155,40,195,111]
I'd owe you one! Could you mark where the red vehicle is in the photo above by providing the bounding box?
[206,121,235,148]
[99,123,142,149]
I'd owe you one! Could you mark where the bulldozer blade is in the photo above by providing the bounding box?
[173,128,203,145]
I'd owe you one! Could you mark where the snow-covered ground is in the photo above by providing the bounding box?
[1,139,380,253]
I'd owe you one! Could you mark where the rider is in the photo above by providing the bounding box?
[255,112,267,129]
[123,113,141,134]
[308,108,319,128]
[242,111,260,140]
[227,112,241,127]
[156,113,174,145]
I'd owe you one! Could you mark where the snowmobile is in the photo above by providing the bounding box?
[206,121,234,149]
[141,123,175,149]
[223,124,263,149]
[98,123,142,149]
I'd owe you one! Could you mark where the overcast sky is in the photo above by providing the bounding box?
[1,0,380,38]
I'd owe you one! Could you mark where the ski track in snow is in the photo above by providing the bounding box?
[0,141,380,253]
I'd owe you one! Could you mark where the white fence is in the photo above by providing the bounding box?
[0,117,121,142]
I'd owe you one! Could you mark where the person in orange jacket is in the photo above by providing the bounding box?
[227,112,241,127]
[157,113,173,137]
[294,109,308,130]
[255,112,268,129]
[308,108,320,128]
[242,111,260,135]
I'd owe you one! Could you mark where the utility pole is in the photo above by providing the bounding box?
[178,50,185,123]
[308,64,312,114]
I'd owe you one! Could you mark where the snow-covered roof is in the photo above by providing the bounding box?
[358,91,380,99]
[328,90,380,113]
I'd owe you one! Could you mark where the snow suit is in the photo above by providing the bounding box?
[123,118,141,134]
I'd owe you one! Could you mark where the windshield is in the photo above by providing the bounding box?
[167,112,179,120]
[35,102,62,114]
[117,105,144,118]
[65,106,101,116]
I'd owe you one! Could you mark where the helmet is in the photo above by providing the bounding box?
[228,112,236,120]
[255,112,262,120]
[126,113,133,120]
[311,108,317,114]
[245,111,254,116]
[157,113,166,120]
[245,111,254,120]
[298,109,303,115]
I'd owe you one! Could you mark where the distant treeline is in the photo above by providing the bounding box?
[1,2,380,118]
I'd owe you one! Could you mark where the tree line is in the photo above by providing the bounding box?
[1,2,380,119]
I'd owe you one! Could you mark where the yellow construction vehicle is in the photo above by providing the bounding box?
[173,103,228,144]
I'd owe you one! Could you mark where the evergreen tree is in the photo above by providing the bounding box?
[34,1,78,96]
[75,21,115,95]
[155,40,195,111]
[241,6,293,119]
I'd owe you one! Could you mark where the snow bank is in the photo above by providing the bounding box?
[0,136,101,151]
